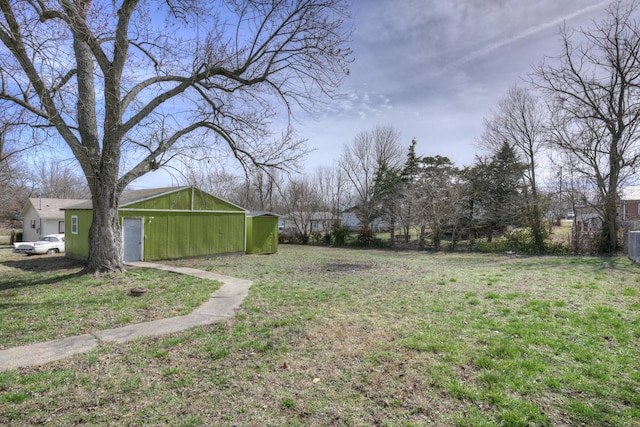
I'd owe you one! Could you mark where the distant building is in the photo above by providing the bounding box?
[574,186,640,235]
[19,198,89,242]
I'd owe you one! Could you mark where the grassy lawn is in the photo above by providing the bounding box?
[0,248,220,348]
[1,245,639,426]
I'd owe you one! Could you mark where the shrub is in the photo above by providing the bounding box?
[353,227,378,247]
[351,229,387,248]
[474,229,570,255]
[278,232,308,245]
[545,241,569,255]
[310,231,323,245]
[506,228,538,254]
[332,225,350,246]
[322,232,332,245]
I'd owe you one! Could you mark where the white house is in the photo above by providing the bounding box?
[20,198,89,242]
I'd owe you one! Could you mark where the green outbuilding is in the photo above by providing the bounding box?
[63,186,249,262]
[245,211,279,255]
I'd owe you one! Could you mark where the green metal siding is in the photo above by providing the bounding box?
[125,188,242,212]
[125,190,191,210]
[246,216,278,254]
[64,209,93,259]
[193,189,241,211]
[63,188,246,262]
[140,211,246,260]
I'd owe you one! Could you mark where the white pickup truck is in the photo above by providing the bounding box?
[13,234,65,255]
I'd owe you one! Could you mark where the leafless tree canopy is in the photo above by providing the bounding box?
[0,0,351,272]
[481,86,545,188]
[339,125,403,229]
[532,0,640,253]
[481,85,547,251]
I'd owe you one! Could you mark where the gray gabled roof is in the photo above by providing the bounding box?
[22,198,91,218]
[248,211,280,217]
[620,186,640,201]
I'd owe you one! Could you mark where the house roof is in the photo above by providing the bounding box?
[22,198,91,218]
[248,211,279,217]
[620,186,640,201]
[310,211,339,221]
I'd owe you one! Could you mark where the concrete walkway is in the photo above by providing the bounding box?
[0,262,253,372]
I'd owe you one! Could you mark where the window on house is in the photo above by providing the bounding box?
[71,215,78,234]
[31,219,36,229]
[58,221,64,233]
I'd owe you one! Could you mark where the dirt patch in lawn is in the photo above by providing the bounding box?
[321,263,372,272]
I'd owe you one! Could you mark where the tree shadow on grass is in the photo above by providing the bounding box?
[2,254,85,272]
[0,255,86,291]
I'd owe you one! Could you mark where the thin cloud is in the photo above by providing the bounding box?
[445,1,609,71]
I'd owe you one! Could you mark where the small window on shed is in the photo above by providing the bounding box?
[71,215,78,234]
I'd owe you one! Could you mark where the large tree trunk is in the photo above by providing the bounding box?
[419,225,427,250]
[601,193,619,255]
[86,183,124,274]
[528,170,546,253]
[600,148,621,255]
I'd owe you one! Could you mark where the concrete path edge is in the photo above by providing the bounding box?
[0,262,253,372]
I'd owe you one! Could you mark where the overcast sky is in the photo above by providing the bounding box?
[296,0,610,170]
[133,0,612,188]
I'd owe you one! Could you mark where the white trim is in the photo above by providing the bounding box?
[71,216,78,234]
[118,208,245,214]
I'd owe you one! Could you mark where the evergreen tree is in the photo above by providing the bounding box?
[397,138,420,243]
[468,142,526,241]
[372,161,402,244]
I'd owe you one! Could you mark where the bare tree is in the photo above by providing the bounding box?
[234,167,282,211]
[482,85,547,251]
[277,175,320,244]
[548,152,593,253]
[313,165,350,227]
[0,0,351,273]
[34,161,90,199]
[0,121,38,220]
[532,0,640,254]
[339,126,404,235]
[413,156,465,250]
[182,162,242,204]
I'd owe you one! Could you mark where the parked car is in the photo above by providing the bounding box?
[13,234,65,255]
